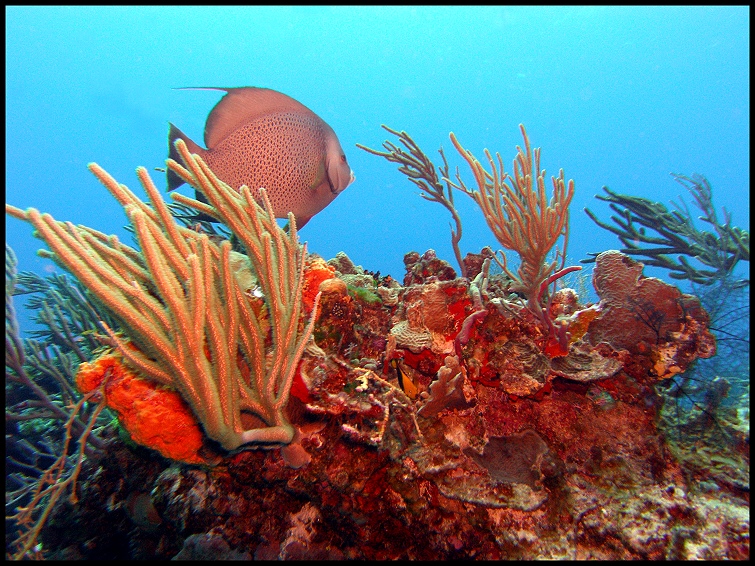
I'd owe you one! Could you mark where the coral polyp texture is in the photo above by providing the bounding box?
[6,133,747,560]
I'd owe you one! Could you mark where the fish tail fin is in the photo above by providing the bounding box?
[167,123,205,191]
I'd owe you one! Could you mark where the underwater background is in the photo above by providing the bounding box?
[6,6,749,315]
[5,6,750,560]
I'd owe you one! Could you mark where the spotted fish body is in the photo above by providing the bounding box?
[168,87,354,228]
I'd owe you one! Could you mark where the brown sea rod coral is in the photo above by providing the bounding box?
[448,125,577,306]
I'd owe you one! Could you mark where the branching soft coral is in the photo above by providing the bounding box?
[448,125,581,354]
[359,124,582,356]
[583,173,749,287]
[7,140,320,451]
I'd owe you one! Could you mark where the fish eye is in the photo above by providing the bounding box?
[340,154,347,163]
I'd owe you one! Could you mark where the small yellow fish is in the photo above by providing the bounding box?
[168,87,355,228]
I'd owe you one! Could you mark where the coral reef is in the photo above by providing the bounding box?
[361,125,584,360]
[6,138,748,559]
[402,249,458,286]
[5,244,112,560]
[583,177,749,502]
[586,250,716,380]
[449,124,576,306]
[10,247,746,560]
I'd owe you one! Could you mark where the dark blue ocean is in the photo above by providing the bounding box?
[6,6,749,324]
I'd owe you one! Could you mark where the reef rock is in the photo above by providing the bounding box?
[35,251,744,560]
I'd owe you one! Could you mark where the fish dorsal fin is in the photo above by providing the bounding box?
[193,87,318,148]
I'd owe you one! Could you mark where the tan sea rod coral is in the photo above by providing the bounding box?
[6,140,320,451]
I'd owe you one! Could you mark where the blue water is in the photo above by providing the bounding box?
[6,6,750,329]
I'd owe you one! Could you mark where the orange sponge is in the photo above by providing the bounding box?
[302,257,337,312]
[77,352,206,464]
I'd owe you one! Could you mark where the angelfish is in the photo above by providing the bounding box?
[167,87,355,228]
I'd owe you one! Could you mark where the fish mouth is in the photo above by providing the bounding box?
[328,169,355,194]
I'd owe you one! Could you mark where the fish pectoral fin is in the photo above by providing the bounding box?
[313,159,327,188]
